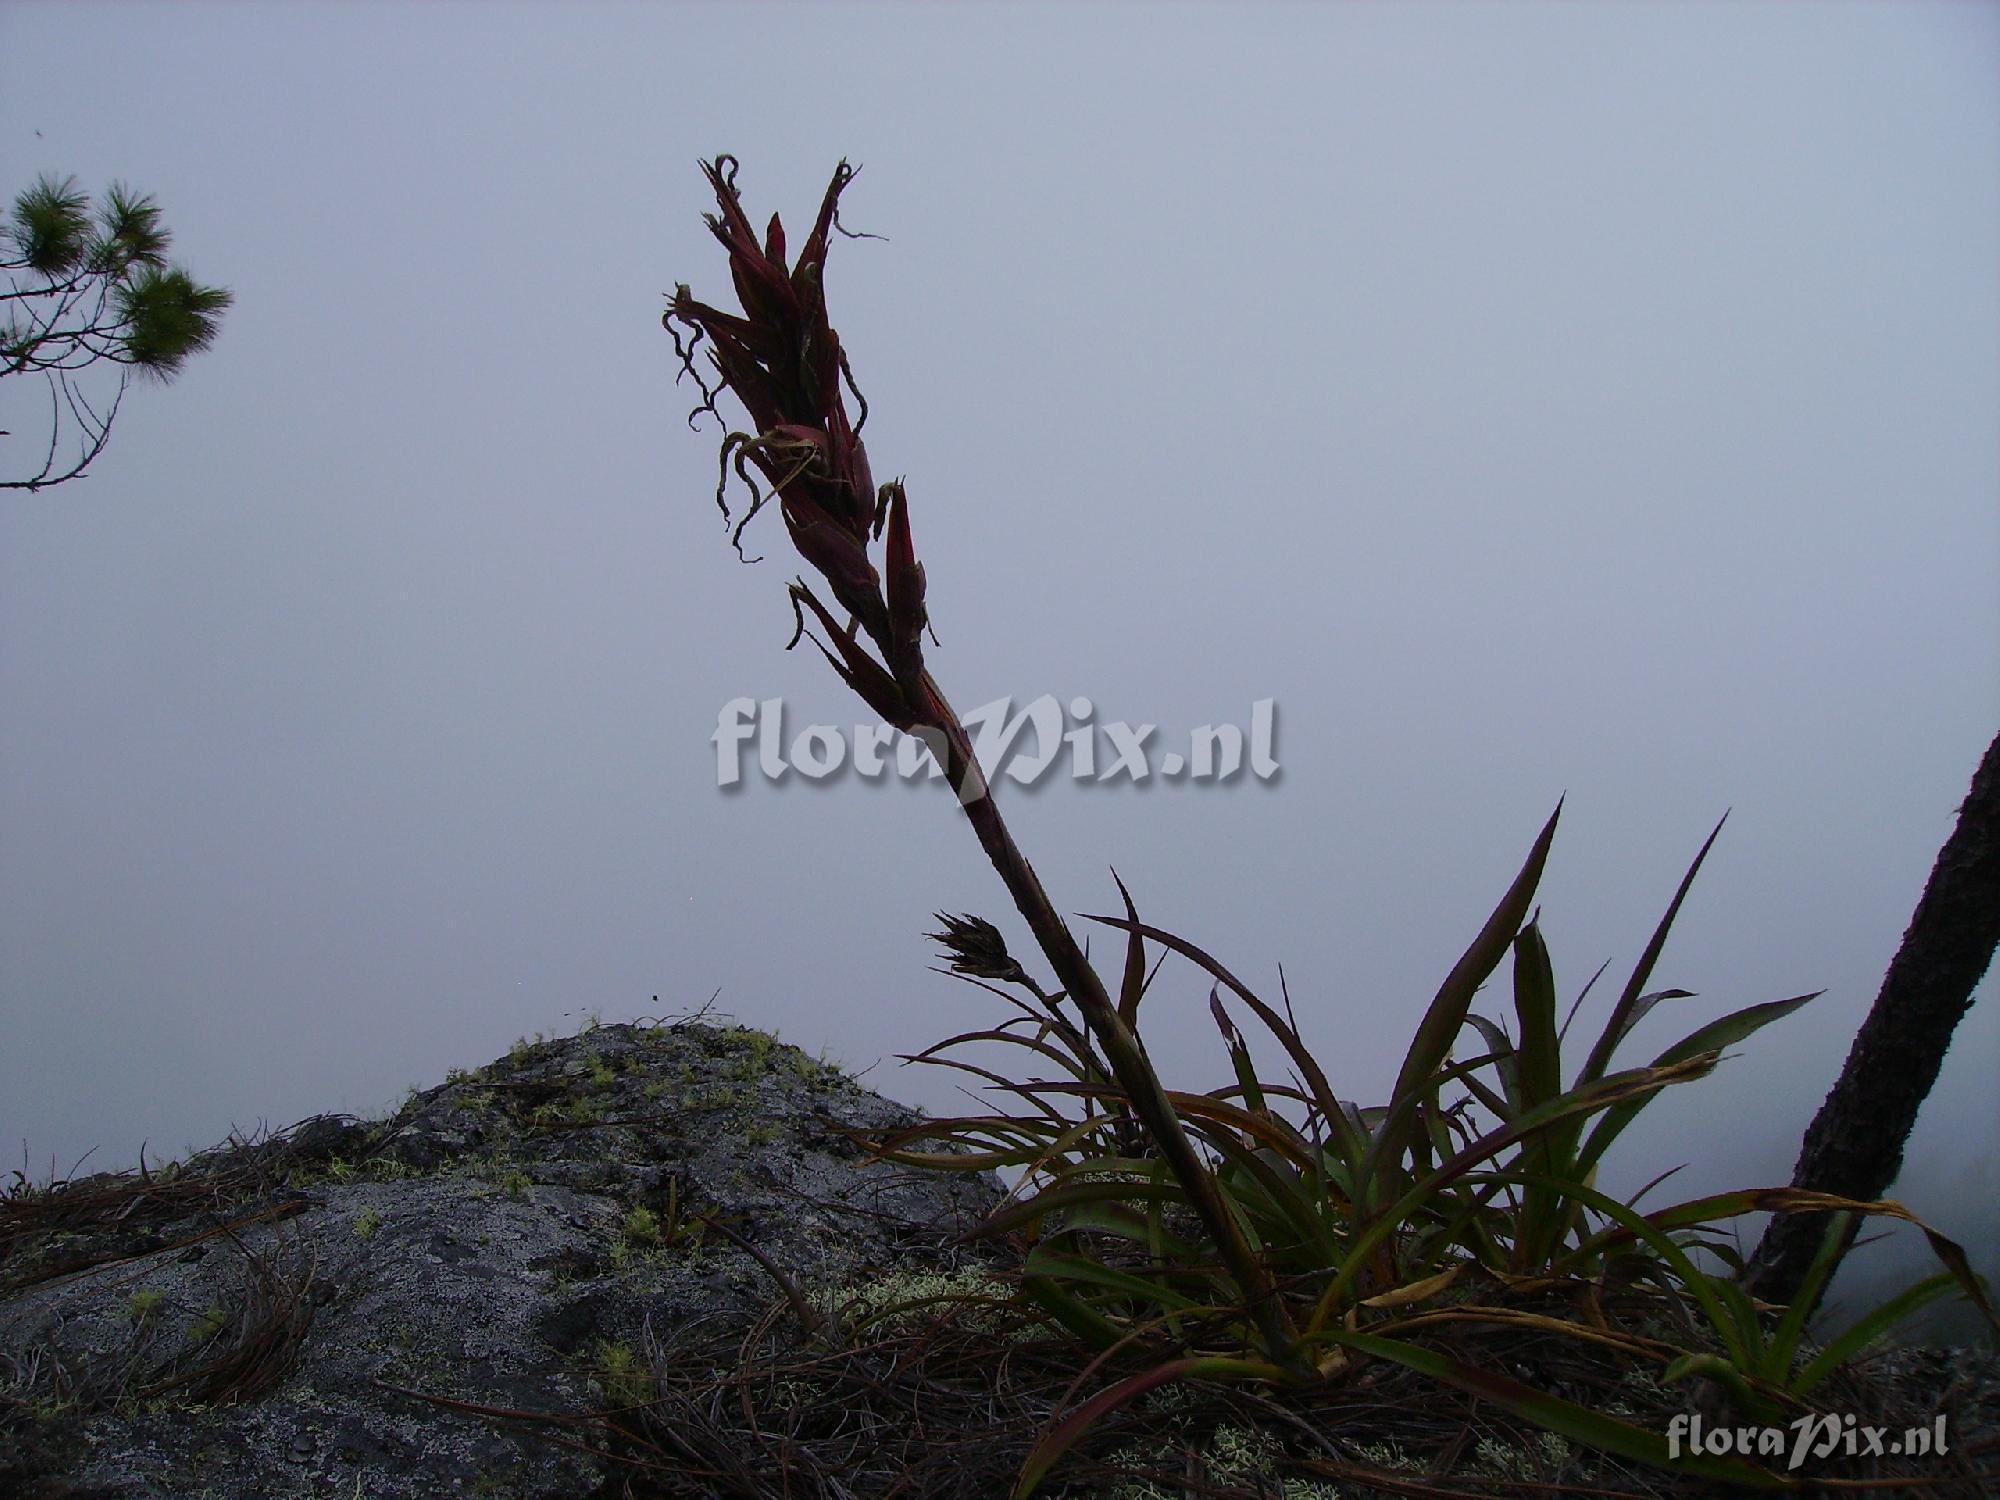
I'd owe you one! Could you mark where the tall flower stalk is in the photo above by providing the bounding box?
[664,156,1298,1363]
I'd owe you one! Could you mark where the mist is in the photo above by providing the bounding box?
[3,1,1994,1337]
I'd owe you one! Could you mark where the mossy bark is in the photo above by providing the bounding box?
[1744,727,2000,1311]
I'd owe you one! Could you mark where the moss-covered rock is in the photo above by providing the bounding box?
[0,1020,1003,1498]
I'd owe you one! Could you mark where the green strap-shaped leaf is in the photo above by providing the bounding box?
[1579,813,1726,1085]
[1575,991,1818,1178]
[1364,804,1561,1201]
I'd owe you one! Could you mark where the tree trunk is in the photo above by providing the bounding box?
[1742,727,2000,1311]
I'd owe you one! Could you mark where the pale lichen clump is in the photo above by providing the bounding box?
[818,1266,1020,1339]
[1103,1420,1347,1500]
[1471,1430,1574,1481]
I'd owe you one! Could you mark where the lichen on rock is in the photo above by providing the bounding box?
[0,1019,1005,1498]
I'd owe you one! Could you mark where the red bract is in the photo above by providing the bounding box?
[882,480,926,685]
[667,156,879,557]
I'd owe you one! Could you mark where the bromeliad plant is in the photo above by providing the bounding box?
[665,154,1291,1363]
[667,159,1995,1495]
[896,828,1991,1492]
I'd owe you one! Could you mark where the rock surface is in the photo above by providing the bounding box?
[0,1019,1006,1498]
[8,1020,1998,1499]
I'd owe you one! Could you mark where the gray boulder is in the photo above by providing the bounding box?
[0,1019,1006,1498]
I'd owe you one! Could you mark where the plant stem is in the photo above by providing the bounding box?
[913,669,1302,1366]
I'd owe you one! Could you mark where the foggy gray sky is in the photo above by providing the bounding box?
[3,4,1995,1323]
